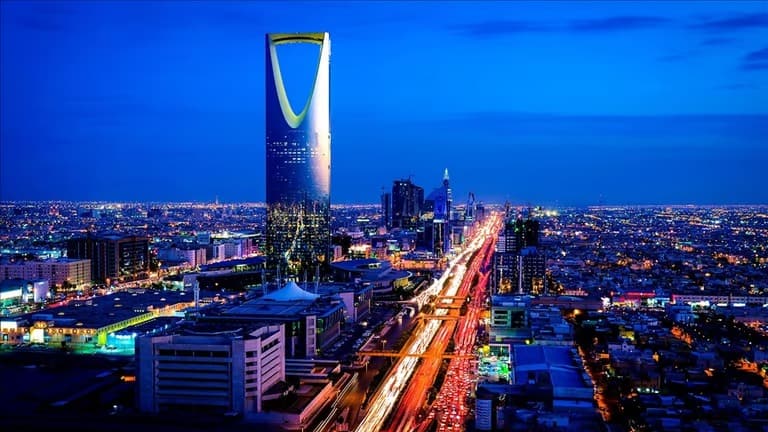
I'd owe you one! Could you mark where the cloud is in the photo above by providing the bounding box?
[450,20,554,37]
[743,62,768,71]
[8,3,77,33]
[452,15,673,37]
[699,37,737,46]
[690,13,768,31]
[742,46,768,71]
[745,47,768,62]
[569,16,671,32]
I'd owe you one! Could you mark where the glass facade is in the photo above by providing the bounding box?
[391,179,423,230]
[265,33,331,275]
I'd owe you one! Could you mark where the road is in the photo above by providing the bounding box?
[354,213,502,432]
[386,319,456,432]
[325,314,416,431]
[387,232,496,432]
[424,269,491,432]
[418,221,498,432]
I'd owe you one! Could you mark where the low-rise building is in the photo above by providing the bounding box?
[0,279,49,306]
[0,289,194,348]
[202,281,345,359]
[330,258,410,295]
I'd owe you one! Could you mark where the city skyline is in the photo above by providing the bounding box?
[1,1,767,205]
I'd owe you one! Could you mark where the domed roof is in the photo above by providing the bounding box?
[262,280,319,302]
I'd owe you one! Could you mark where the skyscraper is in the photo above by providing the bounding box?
[422,169,453,257]
[492,213,544,294]
[381,191,392,229]
[265,33,331,275]
[391,178,423,230]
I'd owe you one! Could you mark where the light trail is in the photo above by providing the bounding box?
[355,215,499,432]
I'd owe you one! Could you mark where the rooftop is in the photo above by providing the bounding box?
[330,258,410,282]
[16,289,195,329]
[224,282,341,318]
[513,345,587,389]
[262,281,319,302]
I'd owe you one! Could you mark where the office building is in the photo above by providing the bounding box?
[498,216,539,255]
[493,213,545,294]
[67,234,149,284]
[157,245,207,268]
[315,282,373,323]
[381,191,391,229]
[136,323,285,415]
[391,178,423,230]
[512,246,547,294]
[206,280,344,359]
[265,32,331,276]
[422,169,452,257]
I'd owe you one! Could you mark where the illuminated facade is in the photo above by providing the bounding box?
[493,215,543,294]
[265,32,331,276]
[422,169,453,257]
[391,178,423,230]
[66,234,149,283]
[0,258,91,291]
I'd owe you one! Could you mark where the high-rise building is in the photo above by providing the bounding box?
[493,214,544,294]
[67,234,149,284]
[499,216,539,254]
[391,178,423,230]
[422,169,453,257]
[265,33,331,276]
[381,191,391,229]
[511,246,546,294]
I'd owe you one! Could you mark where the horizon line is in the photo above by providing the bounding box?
[2,200,767,208]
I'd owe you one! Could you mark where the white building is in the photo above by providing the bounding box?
[207,244,226,262]
[0,258,91,291]
[222,242,243,259]
[158,247,207,268]
[136,323,285,415]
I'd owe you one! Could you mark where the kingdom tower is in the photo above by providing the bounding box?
[265,33,331,276]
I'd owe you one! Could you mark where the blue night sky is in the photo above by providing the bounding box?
[1,1,766,206]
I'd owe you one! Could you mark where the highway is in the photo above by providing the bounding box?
[425,270,492,431]
[424,226,498,432]
[386,227,497,432]
[354,213,501,432]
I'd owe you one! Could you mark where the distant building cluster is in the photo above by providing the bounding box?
[3,23,767,432]
[156,231,258,270]
[377,170,486,262]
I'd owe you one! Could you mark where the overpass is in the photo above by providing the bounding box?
[358,350,474,360]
